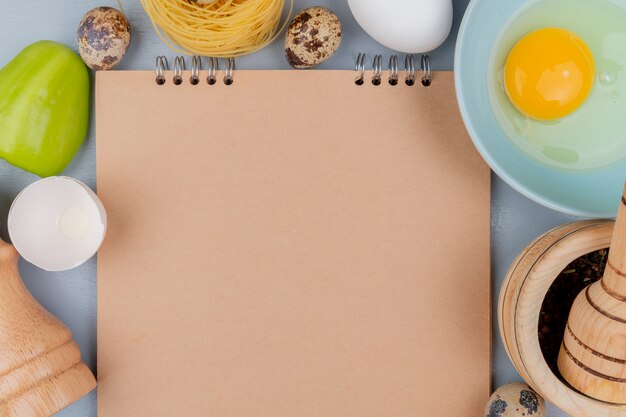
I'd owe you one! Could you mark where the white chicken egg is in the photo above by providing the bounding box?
[347,0,453,53]
[8,177,107,272]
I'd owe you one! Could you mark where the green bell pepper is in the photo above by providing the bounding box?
[0,40,90,177]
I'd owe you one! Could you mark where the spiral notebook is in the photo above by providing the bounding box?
[96,57,491,417]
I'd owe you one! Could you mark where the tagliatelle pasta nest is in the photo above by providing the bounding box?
[141,0,294,57]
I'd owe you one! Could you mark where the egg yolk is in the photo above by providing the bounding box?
[504,28,595,120]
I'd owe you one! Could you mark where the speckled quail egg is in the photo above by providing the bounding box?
[77,7,131,70]
[285,7,342,69]
[486,383,546,417]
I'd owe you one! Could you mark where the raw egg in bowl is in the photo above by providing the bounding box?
[456,0,626,217]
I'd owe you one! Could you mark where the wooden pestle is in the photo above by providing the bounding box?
[558,185,626,404]
[0,239,96,417]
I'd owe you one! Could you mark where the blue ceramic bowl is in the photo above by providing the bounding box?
[455,0,625,218]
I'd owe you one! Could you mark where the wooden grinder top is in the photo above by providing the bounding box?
[0,239,96,417]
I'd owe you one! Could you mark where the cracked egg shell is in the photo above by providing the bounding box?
[485,383,546,417]
[77,7,131,70]
[285,7,342,69]
[8,177,107,272]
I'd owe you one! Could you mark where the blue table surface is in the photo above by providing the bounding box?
[0,1,575,416]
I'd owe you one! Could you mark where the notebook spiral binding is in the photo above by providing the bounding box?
[355,53,432,87]
[155,54,432,86]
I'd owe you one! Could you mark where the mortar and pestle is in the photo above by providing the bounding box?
[499,185,626,417]
[558,187,626,404]
[0,238,95,417]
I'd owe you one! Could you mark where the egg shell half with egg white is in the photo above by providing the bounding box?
[8,177,107,272]
[347,0,453,53]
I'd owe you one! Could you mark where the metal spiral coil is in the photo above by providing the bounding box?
[173,56,185,85]
[155,56,169,85]
[355,53,366,85]
[388,55,398,86]
[224,57,235,85]
[190,56,201,85]
[421,55,431,87]
[207,57,218,85]
[405,55,416,86]
[372,54,382,86]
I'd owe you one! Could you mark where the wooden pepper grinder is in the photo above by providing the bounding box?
[558,185,626,404]
[0,239,96,417]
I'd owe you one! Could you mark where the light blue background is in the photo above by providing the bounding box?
[0,1,573,415]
